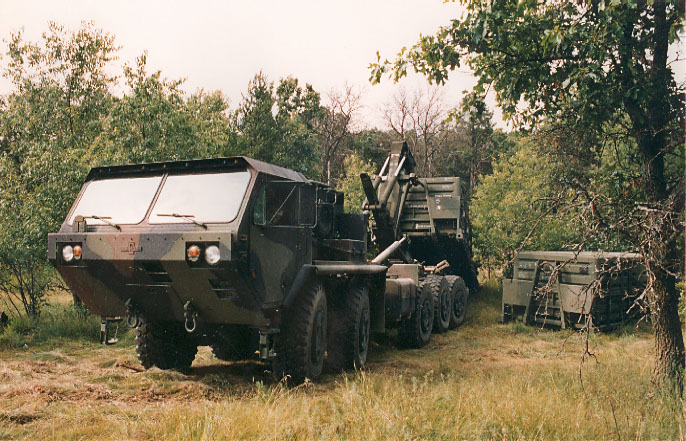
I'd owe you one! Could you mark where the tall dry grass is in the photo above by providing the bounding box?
[1,280,683,440]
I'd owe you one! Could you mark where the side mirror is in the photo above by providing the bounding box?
[73,215,86,233]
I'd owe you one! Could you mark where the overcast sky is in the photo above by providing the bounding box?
[0,0,492,129]
[1,1,683,131]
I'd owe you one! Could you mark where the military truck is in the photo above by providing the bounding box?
[48,143,476,381]
[502,251,644,330]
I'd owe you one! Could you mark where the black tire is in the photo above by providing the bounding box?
[327,283,371,370]
[134,319,197,370]
[426,275,451,333]
[273,282,327,382]
[446,275,469,329]
[211,326,255,361]
[398,281,434,348]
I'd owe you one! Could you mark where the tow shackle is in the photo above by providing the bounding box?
[183,301,199,334]
[124,298,141,329]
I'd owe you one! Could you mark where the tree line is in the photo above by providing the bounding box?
[0,22,513,319]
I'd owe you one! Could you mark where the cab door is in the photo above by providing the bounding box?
[249,177,315,307]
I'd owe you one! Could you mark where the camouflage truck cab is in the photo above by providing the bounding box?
[502,251,645,330]
[49,156,384,379]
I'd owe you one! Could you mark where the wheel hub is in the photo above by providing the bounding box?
[454,295,464,317]
[420,299,432,334]
[312,310,325,363]
[441,292,450,322]
[359,309,370,355]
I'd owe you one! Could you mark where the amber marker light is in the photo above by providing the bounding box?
[187,244,201,262]
[73,245,82,260]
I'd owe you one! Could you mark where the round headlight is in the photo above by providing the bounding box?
[73,245,82,260]
[187,244,201,262]
[205,245,221,265]
[62,245,74,262]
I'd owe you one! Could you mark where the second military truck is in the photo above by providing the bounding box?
[48,141,477,381]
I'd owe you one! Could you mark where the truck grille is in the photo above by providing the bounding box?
[209,279,238,299]
[140,262,172,284]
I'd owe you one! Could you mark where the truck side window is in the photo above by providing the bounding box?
[267,181,297,225]
[253,179,318,227]
[253,179,301,226]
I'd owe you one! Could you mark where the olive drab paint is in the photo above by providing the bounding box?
[502,251,646,330]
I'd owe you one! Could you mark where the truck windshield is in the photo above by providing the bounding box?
[68,176,163,225]
[149,170,251,224]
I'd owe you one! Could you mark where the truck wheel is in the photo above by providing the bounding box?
[327,283,371,370]
[273,282,327,382]
[427,275,452,333]
[446,276,469,329]
[398,281,434,348]
[135,319,197,370]
[211,326,255,361]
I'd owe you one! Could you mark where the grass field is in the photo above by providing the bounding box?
[0,281,683,440]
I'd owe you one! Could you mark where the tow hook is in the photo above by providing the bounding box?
[124,298,140,328]
[183,301,199,333]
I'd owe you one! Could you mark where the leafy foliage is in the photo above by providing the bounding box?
[236,73,321,178]
[337,154,376,213]
[0,22,118,316]
[95,53,237,164]
[471,137,576,270]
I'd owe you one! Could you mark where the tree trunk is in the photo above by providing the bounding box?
[649,206,685,393]
[635,129,685,394]
[321,153,330,184]
[651,265,685,394]
[630,1,684,392]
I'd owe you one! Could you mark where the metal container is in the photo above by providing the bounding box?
[502,251,644,330]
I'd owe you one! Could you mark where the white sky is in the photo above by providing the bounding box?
[0,0,491,129]
[0,1,683,131]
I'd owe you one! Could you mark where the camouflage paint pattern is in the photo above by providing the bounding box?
[48,157,320,330]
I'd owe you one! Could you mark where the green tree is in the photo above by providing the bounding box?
[337,154,376,213]
[471,136,576,274]
[236,73,321,177]
[95,53,236,164]
[235,72,280,163]
[348,129,394,167]
[0,22,118,316]
[372,0,685,391]
[274,76,322,176]
[455,91,495,194]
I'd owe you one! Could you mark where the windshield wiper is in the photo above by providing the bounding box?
[83,215,121,231]
[157,213,208,229]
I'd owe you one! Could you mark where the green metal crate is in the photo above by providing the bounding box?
[502,251,644,330]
